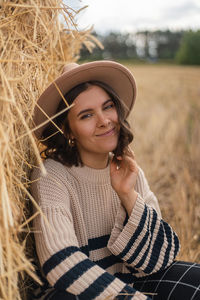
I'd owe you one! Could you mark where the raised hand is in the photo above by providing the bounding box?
[110,148,139,216]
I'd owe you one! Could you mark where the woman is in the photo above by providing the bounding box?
[31,61,200,300]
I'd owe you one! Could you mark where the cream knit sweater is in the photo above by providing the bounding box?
[31,158,180,300]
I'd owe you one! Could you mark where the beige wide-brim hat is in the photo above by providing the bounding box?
[33,60,137,139]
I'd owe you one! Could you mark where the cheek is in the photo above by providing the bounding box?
[115,112,119,123]
[67,114,91,139]
[113,112,120,133]
[112,110,119,124]
[70,122,94,139]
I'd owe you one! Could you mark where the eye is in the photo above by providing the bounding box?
[104,102,115,110]
[80,113,93,120]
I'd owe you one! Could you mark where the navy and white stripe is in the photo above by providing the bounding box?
[41,246,150,299]
[108,195,180,276]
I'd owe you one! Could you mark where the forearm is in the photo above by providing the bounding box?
[108,194,180,276]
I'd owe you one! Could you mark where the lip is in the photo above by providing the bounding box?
[96,127,116,137]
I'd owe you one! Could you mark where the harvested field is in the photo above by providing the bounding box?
[126,64,200,263]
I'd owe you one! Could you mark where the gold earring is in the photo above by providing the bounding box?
[68,138,75,147]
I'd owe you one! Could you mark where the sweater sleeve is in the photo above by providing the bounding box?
[135,167,162,217]
[31,163,150,300]
[107,168,180,276]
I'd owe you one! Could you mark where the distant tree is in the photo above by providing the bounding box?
[80,30,192,63]
[156,30,183,60]
[176,30,200,65]
[133,30,183,60]
[102,32,137,59]
[80,31,137,60]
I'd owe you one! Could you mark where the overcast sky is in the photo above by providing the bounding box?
[65,0,200,34]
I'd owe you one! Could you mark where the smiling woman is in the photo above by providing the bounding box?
[40,77,133,168]
[30,60,200,299]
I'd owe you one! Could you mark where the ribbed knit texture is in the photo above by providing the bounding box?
[31,158,180,300]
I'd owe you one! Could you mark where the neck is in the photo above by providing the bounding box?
[81,153,110,169]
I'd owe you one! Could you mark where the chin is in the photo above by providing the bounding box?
[101,144,118,154]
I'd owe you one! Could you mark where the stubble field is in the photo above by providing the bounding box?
[126,64,200,263]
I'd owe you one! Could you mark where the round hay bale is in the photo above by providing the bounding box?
[0,1,101,298]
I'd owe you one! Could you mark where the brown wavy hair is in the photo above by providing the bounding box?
[40,81,134,166]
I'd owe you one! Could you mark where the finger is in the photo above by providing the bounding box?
[122,151,136,165]
[121,155,138,172]
[124,146,135,159]
[116,156,123,160]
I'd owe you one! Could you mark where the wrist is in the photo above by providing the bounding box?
[119,190,138,216]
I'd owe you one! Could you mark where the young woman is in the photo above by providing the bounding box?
[31,61,200,300]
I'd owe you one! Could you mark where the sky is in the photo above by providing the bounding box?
[65,0,200,34]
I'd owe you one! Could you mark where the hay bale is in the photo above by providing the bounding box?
[0,1,101,299]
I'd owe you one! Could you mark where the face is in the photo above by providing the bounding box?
[67,85,120,166]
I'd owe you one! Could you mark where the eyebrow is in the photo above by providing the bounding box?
[77,99,113,117]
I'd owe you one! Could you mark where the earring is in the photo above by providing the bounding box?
[68,138,75,147]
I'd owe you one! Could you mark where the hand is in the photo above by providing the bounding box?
[110,148,139,216]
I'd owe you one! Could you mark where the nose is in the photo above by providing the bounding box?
[96,112,111,127]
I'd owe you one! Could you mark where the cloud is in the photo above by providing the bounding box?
[162,0,200,20]
[64,0,200,33]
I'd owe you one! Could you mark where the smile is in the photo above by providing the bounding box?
[96,127,116,137]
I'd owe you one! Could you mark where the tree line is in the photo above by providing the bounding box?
[80,30,200,65]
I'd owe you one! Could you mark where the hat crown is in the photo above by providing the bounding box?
[62,63,79,74]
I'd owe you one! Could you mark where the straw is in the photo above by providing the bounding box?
[0,1,101,299]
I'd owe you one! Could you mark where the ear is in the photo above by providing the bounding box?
[62,124,74,140]
[67,132,75,141]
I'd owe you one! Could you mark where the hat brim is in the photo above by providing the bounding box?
[33,60,136,139]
